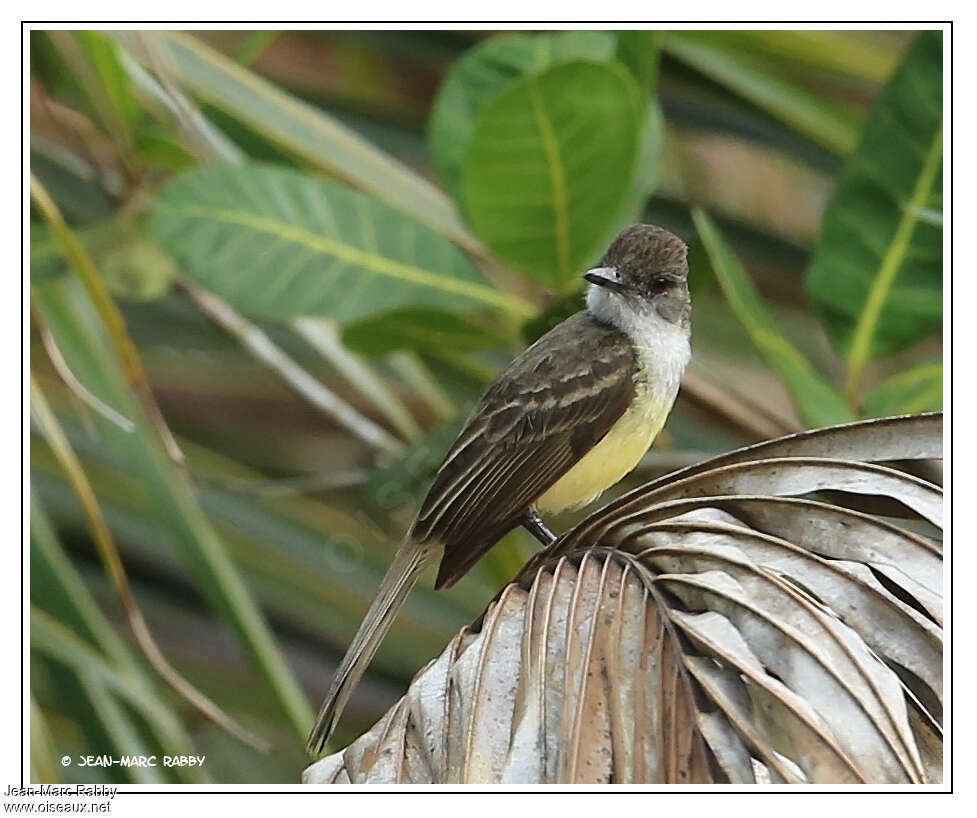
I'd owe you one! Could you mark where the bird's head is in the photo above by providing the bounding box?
[584,224,691,329]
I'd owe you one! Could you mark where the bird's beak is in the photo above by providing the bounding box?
[583,267,630,295]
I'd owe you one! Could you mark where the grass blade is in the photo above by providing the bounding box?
[30,493,207,783]
[863,361,942,416]
[30,698,60,784]
[692,208,855,428]
[31,377,269,752]
[673,30,897,83]
[31,189,314,741]
[665,34,862,155]
[31,608,203,754]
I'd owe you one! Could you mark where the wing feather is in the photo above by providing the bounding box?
[410,312,637,589]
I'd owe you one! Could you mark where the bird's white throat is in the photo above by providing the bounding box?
[585,274,691,396]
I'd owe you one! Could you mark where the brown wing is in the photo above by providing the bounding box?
[410,312,636,589]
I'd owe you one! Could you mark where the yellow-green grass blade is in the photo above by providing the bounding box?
[693,208,855,429]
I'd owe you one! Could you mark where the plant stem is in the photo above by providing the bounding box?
[182,281,404,457]
[388,350,457,421]
[292,317,421,443]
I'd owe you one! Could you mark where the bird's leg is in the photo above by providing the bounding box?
[521,508,557,546]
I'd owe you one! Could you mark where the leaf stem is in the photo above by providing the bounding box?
[528,79,571,279]
[182,281,405,457]
[292,317,422,442]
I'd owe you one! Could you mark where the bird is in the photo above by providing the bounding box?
[307,223,692,753]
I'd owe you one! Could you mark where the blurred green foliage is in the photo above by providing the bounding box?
[29,28,942,783]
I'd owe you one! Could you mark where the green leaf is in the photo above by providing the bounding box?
[462,60,642,290]
[805,32,942,399]
[234,30,281,67]
[342,306,514,357]
[152,163,534,322]
[664,33,862,154]
[134,127,198,172]
[111,31,481,253]
[615,30,664,92]
[431,32,662,255]
[692,207,855,428]
[863,361,942,417]
[429,31,616,202]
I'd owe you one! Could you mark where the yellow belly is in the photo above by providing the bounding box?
[536,392,671,512]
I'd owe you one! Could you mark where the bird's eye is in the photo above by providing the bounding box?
[652,276,670,291]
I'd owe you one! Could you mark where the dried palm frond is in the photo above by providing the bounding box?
[303,413,943,785]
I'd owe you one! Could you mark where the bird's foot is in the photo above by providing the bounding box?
[521,509,558,546]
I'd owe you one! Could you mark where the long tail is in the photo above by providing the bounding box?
[306,538,433,754]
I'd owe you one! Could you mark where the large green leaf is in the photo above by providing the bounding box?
[692,208,855,429]
[429,31,617,201]
[152,163,533,323]
[462,60,642,290]
[110,31,481,253]
[805,31,942,396]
